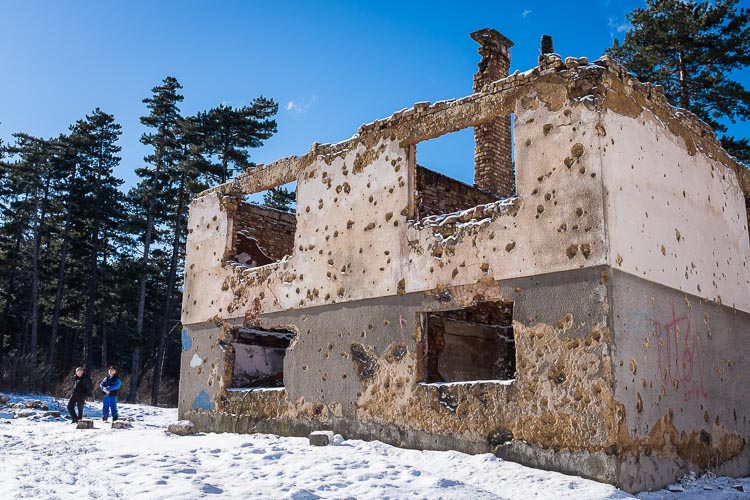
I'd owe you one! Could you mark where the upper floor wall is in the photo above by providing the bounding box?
[181,55,750,327]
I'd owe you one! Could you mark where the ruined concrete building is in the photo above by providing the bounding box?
[179,29,750,492]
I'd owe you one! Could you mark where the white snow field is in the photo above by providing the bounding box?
[0,394,748,499]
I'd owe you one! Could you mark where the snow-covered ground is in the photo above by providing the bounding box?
[0,394,747,499]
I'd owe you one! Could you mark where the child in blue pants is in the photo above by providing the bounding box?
[100,366,122,422]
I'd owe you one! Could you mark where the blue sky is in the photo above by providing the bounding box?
[1,0,748,188]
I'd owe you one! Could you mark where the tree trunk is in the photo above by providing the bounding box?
[678,50,690,109]
[128,151,162,403]
[46,170,76,387]
[1,224,25,359]
[82,205,101,373]
[151,177,186,405]
[101,320,107,369]
[29,170,51,392]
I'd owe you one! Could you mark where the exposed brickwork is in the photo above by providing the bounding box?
[471,28,514,197]
[234,202,296,262]
[416,165,498,218]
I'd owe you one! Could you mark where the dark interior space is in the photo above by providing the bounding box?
[423,300,514,383]
[230,327,296,388]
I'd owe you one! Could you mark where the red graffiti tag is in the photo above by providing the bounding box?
[653,303,708,402]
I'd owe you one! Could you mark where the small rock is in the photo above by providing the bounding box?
[731,484,744,492]
[24,400,44,409]
[167,420,195,436]
[43,411,61,418]
[564,57,579,69]
[76,420,94,429]
[15,411,32,418]
[0,394,10,404]
[666,484,685,492]
[111,421,131,429]
[309,430,334,446]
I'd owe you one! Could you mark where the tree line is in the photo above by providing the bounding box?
[0,76,279,405]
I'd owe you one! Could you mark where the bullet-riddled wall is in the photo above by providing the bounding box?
[179,48,750,493]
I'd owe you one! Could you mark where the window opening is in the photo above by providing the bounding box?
[231,181,297,269]
[230,326,296,388]
[422,300,514,383]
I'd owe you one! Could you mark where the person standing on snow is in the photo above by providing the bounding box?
[99,366,122,422]
[67,367,93,423]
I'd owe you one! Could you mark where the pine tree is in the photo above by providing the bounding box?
[2,134,60,389]
[607,0,750,164]
[150,115,213,405]
[71,109,125,373]
[128,76,184,402]
[197,99,278,183]
[263,186,296,212]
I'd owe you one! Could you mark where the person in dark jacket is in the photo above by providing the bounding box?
[99,366,122,422]
[67,367,92,423]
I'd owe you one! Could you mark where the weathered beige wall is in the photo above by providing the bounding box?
[600,80,750,312]
[183,93,611,326]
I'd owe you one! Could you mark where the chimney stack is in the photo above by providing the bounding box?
[470,28,514,197]
[541,34,554,55]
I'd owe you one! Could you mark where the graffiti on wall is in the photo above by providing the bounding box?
[627,302,708,403]
[652,304,708,403]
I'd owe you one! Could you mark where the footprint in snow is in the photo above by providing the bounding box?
[200,484,223,494]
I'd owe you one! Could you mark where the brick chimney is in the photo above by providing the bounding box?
[470,28,514,197]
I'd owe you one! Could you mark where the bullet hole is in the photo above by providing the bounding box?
[385,212,393,222]
[525,139,532,146]
[480,262,489,273]
[580,243,592,259]
[350,343,379,380]
[564,157,574,168]
[347,220,354,229]
[699,429,712,445]
[575,207,584,217]
[636,392,643,413]
[571,143,585,158]
[537,205,545,214]
[505,241,516,252]
[544,193,552,201]
[675,228,681,241]
[364,222,376,231]
[566,245,578,259]
[543,124,553,136]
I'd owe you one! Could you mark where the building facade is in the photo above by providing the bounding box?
[178,30,750,492]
